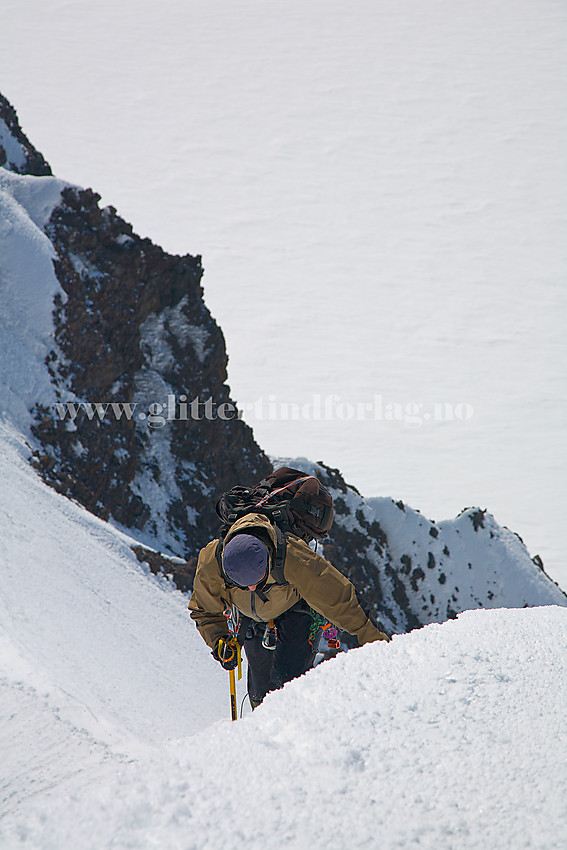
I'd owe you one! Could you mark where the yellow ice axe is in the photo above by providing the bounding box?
[218,637,242,721]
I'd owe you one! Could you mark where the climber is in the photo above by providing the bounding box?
[188,511,390,708]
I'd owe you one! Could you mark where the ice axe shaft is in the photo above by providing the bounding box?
[229,668,237,721]
[218,637,242,721]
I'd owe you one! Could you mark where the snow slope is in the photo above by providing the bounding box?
[1,0,565,587]
[0,423,565,848]
[0,169,66,431]
[1,424,565,850]
[0,421,228,758]
[50,606,562,850]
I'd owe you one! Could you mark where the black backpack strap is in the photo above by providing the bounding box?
[215,537,223,571]
[271,524,288,585]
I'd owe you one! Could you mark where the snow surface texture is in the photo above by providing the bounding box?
[0,422,228,753]
[0,169,66,430]
[1,0,565,588]
[0,420,564,848]
[0,422,565,848]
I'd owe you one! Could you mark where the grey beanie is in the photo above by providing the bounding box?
[222,534,269,587]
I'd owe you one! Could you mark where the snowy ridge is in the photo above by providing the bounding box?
[275,457,566,634]
[0,99,64,435]
[361,496,565,623]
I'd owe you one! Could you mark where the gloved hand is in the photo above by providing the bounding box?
[213,636,239,670]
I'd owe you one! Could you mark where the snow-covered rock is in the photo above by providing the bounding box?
[0,93,51,177]
[277,458,566,634]
[0,92,271,555]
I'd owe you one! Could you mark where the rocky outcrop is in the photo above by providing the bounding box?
[31,185,272,553]
[0,93,51,176]
[132,545,197,594]
[0,94,271,555]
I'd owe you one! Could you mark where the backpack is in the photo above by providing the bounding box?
[215,467,334,585]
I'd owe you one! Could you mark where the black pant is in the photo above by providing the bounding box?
[238,605,314,704]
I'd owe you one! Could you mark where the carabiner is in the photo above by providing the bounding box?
[262,620,277,650]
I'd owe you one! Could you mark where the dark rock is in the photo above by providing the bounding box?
[29,183,272,553]
[0,93,52,176]
[469,509,487,532]
[132,545,196,593]
[411,567,425,591]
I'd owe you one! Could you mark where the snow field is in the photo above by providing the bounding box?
[2,605,565,849]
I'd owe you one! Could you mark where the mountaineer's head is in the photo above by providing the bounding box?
[222,533,269,590]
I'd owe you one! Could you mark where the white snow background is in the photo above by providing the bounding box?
[1,85,567,849]
[1,0,566,588]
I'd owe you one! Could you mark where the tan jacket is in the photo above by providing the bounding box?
[188,512,389,649]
